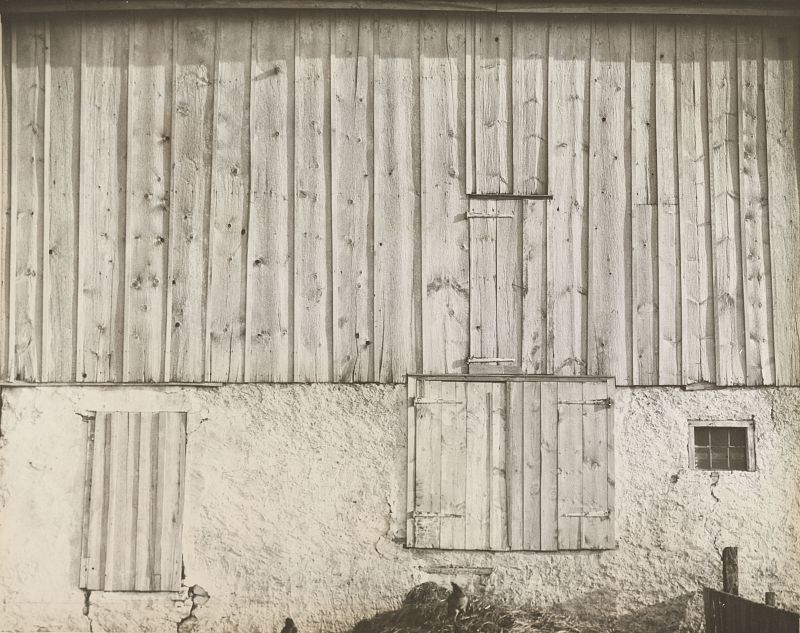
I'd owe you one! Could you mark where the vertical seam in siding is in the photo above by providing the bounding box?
[163,16,178,382]
[41,20,51,382]
[122,17,135,381]
[7,25,16,380]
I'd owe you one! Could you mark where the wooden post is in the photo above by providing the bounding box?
[722,547,739,595]
[765,592,777,607]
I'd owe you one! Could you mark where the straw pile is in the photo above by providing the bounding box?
[349,583,613,633]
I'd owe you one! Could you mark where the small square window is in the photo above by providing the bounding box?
[689,420,755,472]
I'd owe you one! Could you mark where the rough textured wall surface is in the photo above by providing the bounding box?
[0,385,798,633]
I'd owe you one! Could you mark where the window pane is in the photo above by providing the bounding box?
[729,428,747,447]
[710,446,729,469]
[709,428,729,447]
[729,446,747,470]
[694,427,711,446]
[695,447,711,469]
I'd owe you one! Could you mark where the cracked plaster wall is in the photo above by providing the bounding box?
[0,384,798,633]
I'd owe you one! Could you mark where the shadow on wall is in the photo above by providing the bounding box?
[551,590,702,633]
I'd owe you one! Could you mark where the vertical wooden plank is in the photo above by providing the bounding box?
[151,411,167,590]
[331,15,373,382]
[440,380,467,549]
[764,27,800,385]
[405,376,417,546]
[465,16,474,194]
[489,382,507,551]
[169,15,215,382]
[160,412,184,589]
[247,15,294,382]
[511,18,547,195]
[465,381,489,549]
[123,413,140,589]
[587,20,631,385]
[738,26,774,386]
[708,24,746,386]
[521,200,548,373]
[539,380,558,550]
[547,20,590,376]
[374,16,420,382]
[84,414,107,589]
[79,415,95,588]
[557,381,582,550]
[125,16,172,382]
[605,377,616,548]
[522,380,541,550]
[45,19,81,381]
[78,17,128,382]
[414,380,442,548]
[581,381,609,549]
[469,200,497,361]
[677,22,716,385]
[206,16,251,382]
[172,412,187,587]
[0,18,10,381]
[505,380,523,549]
[631,22,658,385]
[134,411,154,591]
[474,16,511,194]
[293,15,331,382]
[655,23,682,385]
[12,19,46,381]
[496,201,522,365]
[420,15,469,376]
[104,411,129,590]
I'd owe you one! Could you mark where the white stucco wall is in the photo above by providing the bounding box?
[0,384,798,633]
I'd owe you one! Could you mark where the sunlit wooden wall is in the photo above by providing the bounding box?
[0,12,797,385]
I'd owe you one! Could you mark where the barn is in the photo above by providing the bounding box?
[0,0,799,631]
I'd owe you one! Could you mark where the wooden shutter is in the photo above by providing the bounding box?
[407,377,615,551]
[80,411,187,591]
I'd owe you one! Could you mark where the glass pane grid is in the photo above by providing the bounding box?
[693,426,749,471]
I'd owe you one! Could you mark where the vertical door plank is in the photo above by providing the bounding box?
[581,381,609,549]
[125,17,172,381]
[765,27,800,385]
[605,377,616,548]
[134,411,155,590]
[293,15,331,382]
[677,23,716,385]
[159,412,184,589]
[539,380,558,550]
[440,380,467,549]
[206,16,251,382]
[465,381,489,549]
[512,18,547,195]
[547,21,590,376]
[78,18,128,382]
[331,15,373,382]
[655,23,682,385]
[13,20,46,381]
[521,200,548,373]
[737,26,774,386]
[374,16,421,382]
[247,15,294,381]
[469,201,497,361]
[505,380,523,549]
[151,411,168,589]
[420,16,469,376]
[122,413,140,589]
[84,413,108,589]
[496,201,521,365]
[406,376,417,545]
[631,22,658,385]
[104,411,129,590]
[414,380,442,548]
[45,20,81,381]
[169,16,215,382]
[587,20,631,385]
[522,380,541,550]
[0,22,9,381]
[489,382,507,551]
[557,381,582,550]
[474,17,512,194]
[708,25,746,386]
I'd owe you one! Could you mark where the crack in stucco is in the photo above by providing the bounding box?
[82,589,93,633]
[177,584,210,633]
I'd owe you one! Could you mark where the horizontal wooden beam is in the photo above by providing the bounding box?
[1,1,799,17]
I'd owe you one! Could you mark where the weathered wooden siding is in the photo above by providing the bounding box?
[0,13,798,385]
